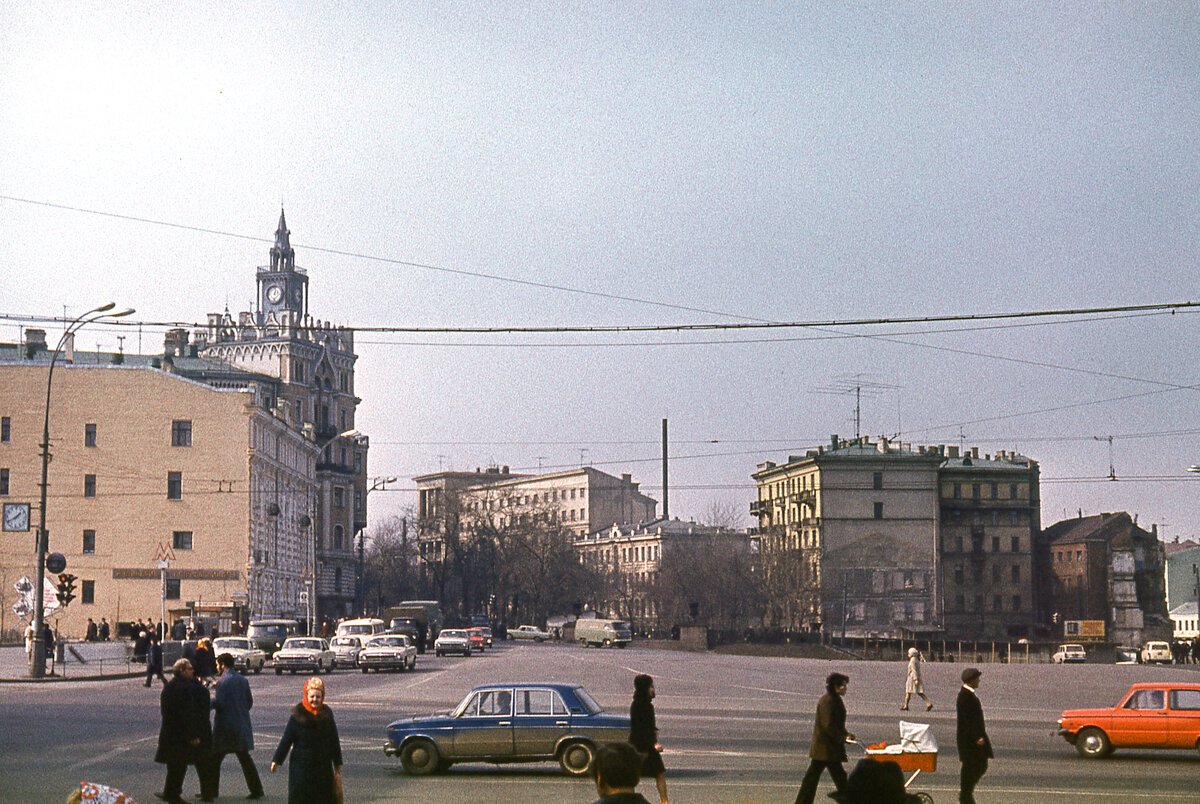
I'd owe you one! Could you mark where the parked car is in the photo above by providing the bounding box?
[574,619,632,648]
[1058,682,1200,757]
[434,629,472,657]
[384,682,631,776]
[1114,646,1140,665]
[508,625,550,642]
[273,637,335,675]
[359,635,417,672]
[330,635,366,668]
[1141,641,1174,664]
[246,618,300,657]
[211,637,267,674]
[1052,644,1087,664]
[466,628,487,652]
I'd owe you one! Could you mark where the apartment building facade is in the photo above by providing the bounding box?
[751,436,1041,640]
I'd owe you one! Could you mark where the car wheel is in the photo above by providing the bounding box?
[558,741,595,776]
[275,668,282,675]
[578,638,588,647]
[436,651,443,657]
[400,738,440,775]
[536,637,545,642]
[1075,727,1112,758]
[362,666,369,673]
[618,642,626,648]
[912,793,934,804]
[325,662,333,674]
[254,663,263,674]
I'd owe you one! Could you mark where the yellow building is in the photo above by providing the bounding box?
[0,362,317,639]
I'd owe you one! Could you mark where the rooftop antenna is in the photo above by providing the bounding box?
[578,447,588,467]
[1094,435,1117,480]
[437,454,446,472]
[536,456,546,472]
[117,335,126,355]
[810,374,900,441]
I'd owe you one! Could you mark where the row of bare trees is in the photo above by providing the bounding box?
[361,494,766,634]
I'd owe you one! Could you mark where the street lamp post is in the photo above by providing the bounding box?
[355,476,397,615]
[31,303,134,678]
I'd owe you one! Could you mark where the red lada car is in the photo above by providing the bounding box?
[1058,682,1200,758]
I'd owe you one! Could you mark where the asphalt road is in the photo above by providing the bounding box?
[2,642,1198,803]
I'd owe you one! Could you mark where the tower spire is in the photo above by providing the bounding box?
[270,208,295,271]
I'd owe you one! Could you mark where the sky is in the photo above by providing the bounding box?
[2,3,1199,539]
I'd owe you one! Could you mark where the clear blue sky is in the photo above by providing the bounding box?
[2,3,1199,537]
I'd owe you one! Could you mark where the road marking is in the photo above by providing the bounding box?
[69,735,155,770]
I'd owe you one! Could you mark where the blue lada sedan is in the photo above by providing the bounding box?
[384,682,630,776]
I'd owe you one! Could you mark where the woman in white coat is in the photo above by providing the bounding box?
[901,647,933,711]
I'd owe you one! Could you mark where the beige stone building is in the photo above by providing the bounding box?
[0,363,317,638]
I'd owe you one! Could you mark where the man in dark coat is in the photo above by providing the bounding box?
[154,658,217,804]
[956,667,993,804]
[795,672,855,804]
[145,632,167,687]
[212,653,265,799]
[98,617,110,642]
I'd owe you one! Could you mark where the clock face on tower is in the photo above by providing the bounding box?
[266,285,283,303]
[3,502,30,532]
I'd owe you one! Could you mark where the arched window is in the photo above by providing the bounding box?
[333,524,344,550]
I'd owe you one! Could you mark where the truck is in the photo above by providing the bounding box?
[382,600,443,653]
[574,618,632,648]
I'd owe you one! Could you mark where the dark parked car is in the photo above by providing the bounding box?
[384,683,630,776]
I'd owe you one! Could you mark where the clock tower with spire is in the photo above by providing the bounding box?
[258,209,308,320]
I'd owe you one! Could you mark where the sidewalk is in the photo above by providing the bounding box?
[0,643,143,682]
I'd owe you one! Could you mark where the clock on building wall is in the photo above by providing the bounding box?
[3,502,30,532]
[266,285,284,304]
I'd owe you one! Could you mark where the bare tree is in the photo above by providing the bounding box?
[651,535,763,633]
[362,511,421,614]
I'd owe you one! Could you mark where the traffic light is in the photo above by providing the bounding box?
[56,573,77,606]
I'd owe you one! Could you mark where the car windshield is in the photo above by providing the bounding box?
[331,637,358,647]
[247,625,288,638]
[285,639,322,650]
[440,630,467,638]
[213,638,249,650]
[341,625,374,635]
[369,637,405,647]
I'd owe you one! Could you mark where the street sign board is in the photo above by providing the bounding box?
[46,553,66,574]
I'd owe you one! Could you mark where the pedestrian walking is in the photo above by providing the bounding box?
[591,742,653,804]
[145,632,168,686]
[86,618,98,642]
[212,653,265,800]
[956,667,992,804]
[24,621,35,661]
[629,674,668,804]
[98,617,110,642]
[154,658,217,804]
[901,647,933,711]
[271,676,344,804]
[134,628,149,664]
[795,672,855,804]
[193,637,218,685]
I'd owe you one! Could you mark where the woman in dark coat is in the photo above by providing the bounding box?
[630,673,668,804]
[271,676,343,804]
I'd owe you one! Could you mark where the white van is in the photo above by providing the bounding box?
[336,617,386,639]
[574,618,632,648]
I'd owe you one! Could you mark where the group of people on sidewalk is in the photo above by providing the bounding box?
[796,652,993,804]
[154,654,343,804]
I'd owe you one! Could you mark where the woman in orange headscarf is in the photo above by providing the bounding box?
[271,676,344,803]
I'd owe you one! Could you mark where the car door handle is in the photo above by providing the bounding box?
[556,721,569,727]
[499,721,511,726]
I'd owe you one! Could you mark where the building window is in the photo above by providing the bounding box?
[167,472,182,500]
[0,468,7,496]
[992,564,1002,583]
[955,536,963,553]
[993,594,1003,612]
[972,484,980,499]
[334,524,344,550]
[84,474,96,498]
[990,511,999,526]
[0,417,8,442]
[171,420,192,447]
[873,472,883,490]
[85,423,97,447]
[81,580,95,605]
[166,579,180,599]
[992,536,1000,552]
[354,491,363,514]
[1010,510,1019,526]
[1011,536,1020,552]
[1011,564,1020,583]
[580,488,586,498]
[952,483,961,499]
[334,487,344,508]
[173,531,193,550]
[954,566,964,585]
[83,530,96,554]
[335,566,343,592]
[1010,483,1018,499]
[1011,594,1021,612]
[873,502,884,520]
[991,483,998,499]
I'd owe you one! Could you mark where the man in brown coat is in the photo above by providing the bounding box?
[795,672,855,804]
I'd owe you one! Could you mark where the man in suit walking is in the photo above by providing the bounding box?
[956,667,993,804]
[795,672,855,804]
[211,653,265,800]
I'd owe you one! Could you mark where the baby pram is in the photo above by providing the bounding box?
[830,721,937,804]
